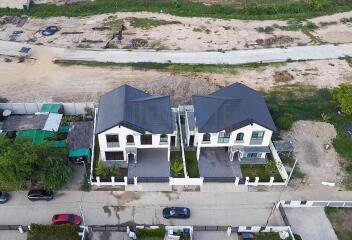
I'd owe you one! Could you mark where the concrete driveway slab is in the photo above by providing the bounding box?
[286,208,338,240]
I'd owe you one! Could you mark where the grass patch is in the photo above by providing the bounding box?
[325,207,352,240]
[280,154,305,179]
[255,232,281,240]
[265,86,352,189]
[192,26,211,34]
[255,26,275,34]
[344,56,352,67]
[128,17,181,29]
[184,151,199,178]
[136,228,165,239]
[241,156,283,182]
[170,151,185,178]
[2,0,352,20]
[28,224,80,240]
[103,16,124,32]
[54,60,286,75]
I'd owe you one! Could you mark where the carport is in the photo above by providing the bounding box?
[199,148,243,180]
[128,148,170,178]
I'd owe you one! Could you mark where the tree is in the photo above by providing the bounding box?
[0,136,72,191]
[332,84,352,116]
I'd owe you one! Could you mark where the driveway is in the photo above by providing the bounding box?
[286,208,338,240]
[199,148,243,179]
[128,148,170,178]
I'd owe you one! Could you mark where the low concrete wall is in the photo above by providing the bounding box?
[269,141,289,180]
[238,226,295,240]
[91,176,127,186]
[278,200,352,208]
[0,0,28,9]
[169,177,204,186]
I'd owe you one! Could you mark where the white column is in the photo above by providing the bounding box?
[196,145,201,161]
[111,176,115,186]
[269,177,274,186]
[235,177,240,186]
[254,177,259,186]
[245,177,249,186]
[96,176,101,186]
[134,176,138,186]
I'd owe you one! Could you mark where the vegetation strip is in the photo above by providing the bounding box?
[1,0,352,20]
[54,60,286,75]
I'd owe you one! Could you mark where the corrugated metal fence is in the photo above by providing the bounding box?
[0,102,96,115]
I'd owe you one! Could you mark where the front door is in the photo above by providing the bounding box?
[128,153,135,162]
[233,151,240,161]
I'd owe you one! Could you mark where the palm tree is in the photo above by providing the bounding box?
[171,160,184,177]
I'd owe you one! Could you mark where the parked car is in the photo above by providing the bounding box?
[52,214,82,225]
[162,207,191,219]
[0,192,10,204]
[27,189,54,201]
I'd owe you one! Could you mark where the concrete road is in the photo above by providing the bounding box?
[1,40,352,65]
[0,190,351,227]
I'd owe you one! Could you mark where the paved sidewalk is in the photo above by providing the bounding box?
[1,40,352,65]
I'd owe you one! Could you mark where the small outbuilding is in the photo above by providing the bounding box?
[41,103,64,114]
[67,121,93,163]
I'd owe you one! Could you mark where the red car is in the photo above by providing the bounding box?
[52,214,82,225]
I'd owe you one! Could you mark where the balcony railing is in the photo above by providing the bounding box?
[126,142,135,145]
[159,140,168,145]
[202,140,211,144]
[249,139,263,145]
[107,142,119,148]
[218,138,229,144]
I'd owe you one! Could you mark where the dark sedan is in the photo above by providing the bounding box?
[0,192,10,204]
[162,207,191,219]
[27,189,54,201]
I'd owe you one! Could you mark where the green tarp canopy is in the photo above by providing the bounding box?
[69,148,91,158]
[58,125,69,134]
[16,130,54,144]
[41,103,62,113]
[52,140,67,148]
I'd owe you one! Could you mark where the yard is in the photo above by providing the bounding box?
[240,158,283,182]
[265,86,352,189]
[185,151,200,178]
[325,207,352,240]
[170,151,185,178]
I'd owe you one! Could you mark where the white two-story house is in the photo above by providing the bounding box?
[95,85,178,168]
[184,83,277,164]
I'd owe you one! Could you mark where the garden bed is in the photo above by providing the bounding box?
[241,158,283,182]
[185,151,200,178]
[136,228,165,240]
[28,224,80,240]
[170,151,185,178]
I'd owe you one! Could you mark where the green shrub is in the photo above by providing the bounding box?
[275,113,294,130]
[332,84,352,116]
[28,224,80,240]
[136,228,165,238]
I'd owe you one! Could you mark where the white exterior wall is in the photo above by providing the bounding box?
[194,123,272,148]
[98,125,177,162]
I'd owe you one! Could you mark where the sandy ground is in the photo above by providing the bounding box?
[283,121,344,190]
[1,11,352,51]
[0,55,351,103]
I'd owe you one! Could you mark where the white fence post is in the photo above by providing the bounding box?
[269,177,274,186]
[111,177,115,186]
[245,177,249,186]
[96,176,101,186]
[124,177,128,186]
[235,177,240,186]
[134,177,138,186]
[254,177,259,186]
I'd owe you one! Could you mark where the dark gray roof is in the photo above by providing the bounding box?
[95,85,174,134]
[243,146,270,153]
[186,111,195,131]
[67,121,94,149]
[273,140,294,153]
[3,115,48,132]
[192,83,276,133]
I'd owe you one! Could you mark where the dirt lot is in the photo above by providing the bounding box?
[283,121,344,190]
[1,11,351,51]
[0,55,351,103]
[325,207,352,240]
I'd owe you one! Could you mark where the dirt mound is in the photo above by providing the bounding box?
[256,35,295,47]
[273,70,294,83]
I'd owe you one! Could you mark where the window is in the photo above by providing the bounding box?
[160,134,168,144]
[235,132,244,142]
[126,135,134,145]
[218,132,230,143]
[106,135,119,148]
[105,151,124,161]
[141,134,152,145]
[202,133,211,143]
[250,131,265,145]
[245,152,261,158]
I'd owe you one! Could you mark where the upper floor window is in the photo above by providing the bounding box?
[106,134,119,148]
[105,151,124,161]
[202,133,211,143]
[250,131,265,145]
[235,132,244,142]
[126,135,134,145]
[160,134,168,144]
[141,134,152,145]
[218,132,230,143]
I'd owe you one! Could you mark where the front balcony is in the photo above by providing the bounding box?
[106,142,119,148]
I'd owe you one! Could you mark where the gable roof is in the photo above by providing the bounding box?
[95,85,174,134]
[192,83,276,133]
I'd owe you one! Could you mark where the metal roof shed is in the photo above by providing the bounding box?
[16,130,54,144]
[69,148,91,158]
